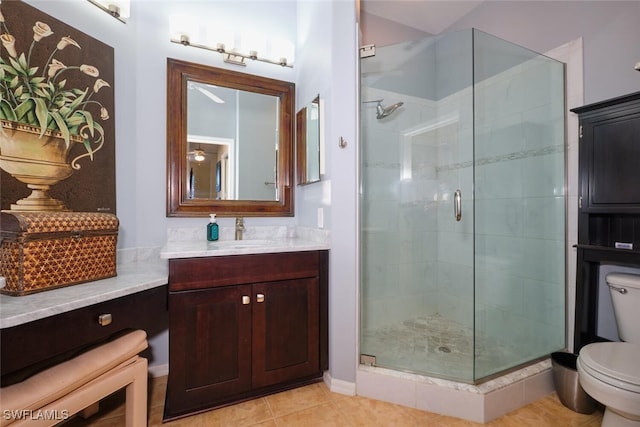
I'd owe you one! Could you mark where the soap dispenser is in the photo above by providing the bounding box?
[207,214,219,241]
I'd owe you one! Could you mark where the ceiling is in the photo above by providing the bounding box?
[361,0,484,35]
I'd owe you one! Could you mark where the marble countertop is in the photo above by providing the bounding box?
[160,238,330,259]
[0,258,168,329]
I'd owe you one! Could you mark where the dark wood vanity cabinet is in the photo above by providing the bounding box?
[572,92,640,352]
[164,250,328,421]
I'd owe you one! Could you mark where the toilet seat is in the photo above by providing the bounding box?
[579,342,640,393]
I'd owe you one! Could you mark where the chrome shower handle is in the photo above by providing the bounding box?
[454,190,462,222]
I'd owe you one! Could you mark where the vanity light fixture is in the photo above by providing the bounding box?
[86,0,130,23]
[171,34,293,68]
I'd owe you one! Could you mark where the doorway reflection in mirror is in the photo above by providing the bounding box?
[186,137,233,200]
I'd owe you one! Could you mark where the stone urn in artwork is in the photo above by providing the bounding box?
[0,16,111,211]
[0,121,86,211]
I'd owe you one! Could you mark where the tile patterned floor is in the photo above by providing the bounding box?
[64,375,604,426]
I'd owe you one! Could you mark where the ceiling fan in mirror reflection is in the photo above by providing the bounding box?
[187,82,225,104]
[188,144,206,162]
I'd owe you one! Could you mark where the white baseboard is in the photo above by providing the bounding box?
[323,371,356,396]
[148,363,168,378]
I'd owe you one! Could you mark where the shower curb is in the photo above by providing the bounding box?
[356,359,553,423]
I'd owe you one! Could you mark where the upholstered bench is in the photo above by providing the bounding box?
[0,329,148,426]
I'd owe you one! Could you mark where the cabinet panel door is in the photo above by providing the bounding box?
[588,114,640,207]
[252,278,320,388]
[167,286,252,414]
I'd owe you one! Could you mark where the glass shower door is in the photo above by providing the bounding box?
[360,32,477,382]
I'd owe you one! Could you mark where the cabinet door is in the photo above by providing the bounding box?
[580,108,640,212]
[166,285,252,415]
[252,278,320,388]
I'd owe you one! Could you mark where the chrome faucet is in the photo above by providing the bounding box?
[235,217,245,240]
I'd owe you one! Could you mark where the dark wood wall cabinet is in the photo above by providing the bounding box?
[164,250,329,421]
[572,92,640,352]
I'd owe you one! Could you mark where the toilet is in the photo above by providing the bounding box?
[577,273,640,427]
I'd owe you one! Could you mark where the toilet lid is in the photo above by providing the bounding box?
[579,343,640,390]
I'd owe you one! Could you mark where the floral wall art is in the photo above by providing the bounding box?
[0,0,115,213]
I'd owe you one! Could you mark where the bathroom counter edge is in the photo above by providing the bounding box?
[0,259,168,329]
[160,238,330,259]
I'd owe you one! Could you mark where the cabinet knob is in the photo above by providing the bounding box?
[97,313,112,326]
[256,293,265,303]
[242,295,250,305]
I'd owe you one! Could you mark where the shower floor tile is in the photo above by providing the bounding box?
[361,313,520,381]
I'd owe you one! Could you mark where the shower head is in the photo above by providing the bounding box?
[376,101,404,119]
[363,99,404,119]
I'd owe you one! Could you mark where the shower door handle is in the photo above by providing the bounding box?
[454,190,462,221]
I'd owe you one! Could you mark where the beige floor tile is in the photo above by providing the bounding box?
[248,420,278,427]
[487,393,604,427]
[403,409,454,426]
[147,402,166,426]
[149,376,168,409]
[74,416,126,427]
[60,376,605,427]
[274,402,350,427]
[315,381,351,402]
[579,414,606,427]
[335,396,439,426]
[420,415,484,426]
[528,394,602,427]
[266,383,332,417]
[199,398,274,427]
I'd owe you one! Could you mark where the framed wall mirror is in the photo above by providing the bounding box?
[296,95,321,185]
[167,58,295,217]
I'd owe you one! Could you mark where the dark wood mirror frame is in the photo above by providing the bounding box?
[167,58,295,217]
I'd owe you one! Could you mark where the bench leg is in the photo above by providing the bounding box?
[125,358,148,427]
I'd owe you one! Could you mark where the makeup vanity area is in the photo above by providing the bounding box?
[0,255,168,381]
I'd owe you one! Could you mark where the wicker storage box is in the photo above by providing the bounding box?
[0,212,118,296]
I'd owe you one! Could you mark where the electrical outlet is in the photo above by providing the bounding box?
[317,207,324,229]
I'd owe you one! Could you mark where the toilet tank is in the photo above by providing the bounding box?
[606,273,640,343]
